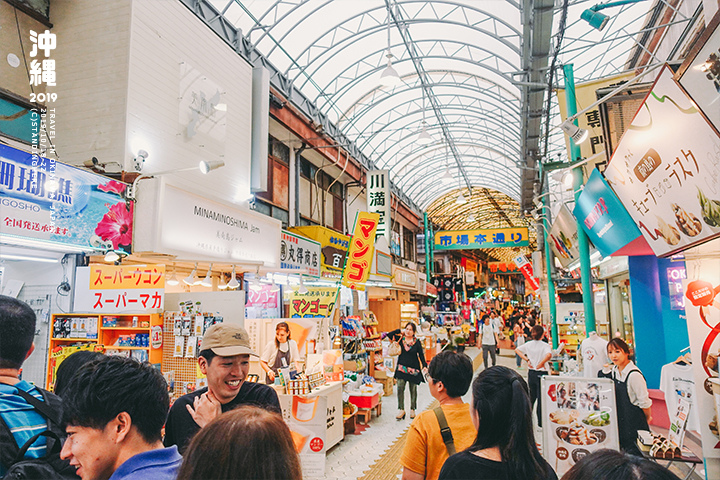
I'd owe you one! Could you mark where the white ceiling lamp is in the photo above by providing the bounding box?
[227,265,240,289]
[466,214,476,223]
[200,263,213,287]
[270,273,280,292]
[104,251,120,263]
[379,8,401,87]
[166,265,179,286]
[455,186,467,205]
[417,88,434,145]
[562,171,575,189]
[298,275,309,295]
[560,119,589,145]
[199,160,225,174]
[218,271,228,290]
[183,263,198,286]
[441,167,453,185]
[249,267,263,291]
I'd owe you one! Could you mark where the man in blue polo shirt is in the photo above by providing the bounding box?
[0,295,52,476]
[60,356,181,480]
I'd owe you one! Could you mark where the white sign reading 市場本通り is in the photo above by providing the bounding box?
[603,65,720,257]
[281,230,321,278]
[135,181,281,267]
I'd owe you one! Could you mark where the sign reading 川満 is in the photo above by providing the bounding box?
[603,66,720,257]
[367,170,391,242]
[281,230,320,278]
[0,144,133,253]
[434,227,529,250]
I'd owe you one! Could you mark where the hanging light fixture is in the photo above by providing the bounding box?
[270,273,280,293]
[249,267,263,291]
[455,191,467,205]
[298,275,309,295]
[416,88,434,145]
[166,265,179,286]
[562,171,575,189]
[227,265,240,289]
[379,8,401,87]
[104,250,120,263]
[560,119,589,145]
[183,263,198,286]
[200,263,213,287]
[466,214,476,223]
[218,271,228,290]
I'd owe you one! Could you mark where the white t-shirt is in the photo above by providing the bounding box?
[260,339,300,368]
[480,323,498,346]
[660,362,701,432]
[517,340,552,372]
[492,316,503,330]
[580,334,609,378]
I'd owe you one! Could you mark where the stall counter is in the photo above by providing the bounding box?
[279,381,343,450]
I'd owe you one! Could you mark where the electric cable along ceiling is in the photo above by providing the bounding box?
[183,0,699,262]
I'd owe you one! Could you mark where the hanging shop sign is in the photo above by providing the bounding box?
[367,170,391,242]
[675,11,720,135]
[245,284,281,319]
[73,265,165,313]
[603,65,720,257]
[557,71,635,172]
[461,257,478,275]
[549,206,580,268]
[280,230,321,278]
[465,271,475,286]
[512,254,539,292]
[374,250,392,277]
[0,144,133,253]
[434,227,529,250]
[288,226,350,279]
[134,180,280,266]
[574,169,652,257]
[540,376,619,477]
[487,261,520,274]
[288,287,338,319]
[392,264,418,290]
[342,212,380,289]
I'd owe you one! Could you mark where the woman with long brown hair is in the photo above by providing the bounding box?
[176,405,302,480]
[260,321,302,384]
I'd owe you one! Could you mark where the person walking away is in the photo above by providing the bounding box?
[515,325,552,428]
[400,351,476,480]
[438,366,557,480]
[388,322,428,420]
[600,338,652,456]
[259,322,302,384]
[479,315,499,369]
[60,356,182,480]
[514,320,526,368]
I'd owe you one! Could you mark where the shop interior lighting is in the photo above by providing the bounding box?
[218,271,228,289]
[200,263,213,287]
[416,122,433,145]
[562,171,575,189]
[183,263,198,286]
[166,266,179,286]
[298,275,309,295]
[379,8,401,87]
[466,214,475,223]
[104,250,120,263]
[270,274,280,292]
[580,0,647,31]
[133,149,149,172]
[441,167,453,185]
[560,120,589,145]
[199,160,225,174]
[249,267,263,291]
[0,253,59,263]
[455,191,467,205]
[227,265,240,289]
[130,160,227,197]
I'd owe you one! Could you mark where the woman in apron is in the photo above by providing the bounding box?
[260,322,302,384]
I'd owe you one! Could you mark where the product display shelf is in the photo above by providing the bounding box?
[46,313,163,390]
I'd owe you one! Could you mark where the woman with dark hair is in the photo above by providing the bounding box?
[439,366,557,480]
[388,322,428,420]
[52,350,104,397]
[260,321,302,384]
[601,338,652,456]
[560,448,680,480]
[176,405,302,480]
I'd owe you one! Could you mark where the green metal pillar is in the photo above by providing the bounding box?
[423,212,431,282]
[563,64,597,333]
[540,167,559,348]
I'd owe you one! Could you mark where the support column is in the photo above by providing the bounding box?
[563,64,597,333]
[541,169,558,348]
[423,212,431,282]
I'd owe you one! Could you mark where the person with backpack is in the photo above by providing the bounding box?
[400,351,476,480]
[0,295,77,479]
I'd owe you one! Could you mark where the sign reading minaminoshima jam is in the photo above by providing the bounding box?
[603,65,720,257]
[280,230,321,278]
[367,170,391,242]
[0,144,133,253]
[434,227,529,250]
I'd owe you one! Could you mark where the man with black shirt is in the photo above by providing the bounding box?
[163,323,280,453]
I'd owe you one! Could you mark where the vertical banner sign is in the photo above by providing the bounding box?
[513,254,540,292]
[603,66,720,257]
[279,395,327,478]
[342,212,380,290]
[73,265,165,313]
[367,170,391,242]
[548,206,580,269]
[541,376,619,477]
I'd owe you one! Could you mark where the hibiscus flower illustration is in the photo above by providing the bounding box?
[95,202,133,249]
[98,180,127,195]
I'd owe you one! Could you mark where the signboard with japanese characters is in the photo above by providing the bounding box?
[281,230,321,278]
[488,261,520,274]
[73,265,165,313]
[433,227,529,250]
[0,144,133,253]
[391,264,418,290]
[603,66,720,257]
[134,180,281,266]
[342,212,380,290]
[513,254,539,292]
[278,394,327,477]
[288,226,350,279]
[245,284,281,319]
[288,287,339,319]
[549,206,580,269]
[367,170,391,242]
[557,71,635,173]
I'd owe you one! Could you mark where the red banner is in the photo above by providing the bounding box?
[513,254,539,292]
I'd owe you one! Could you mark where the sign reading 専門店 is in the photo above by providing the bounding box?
[603,66,720,257]
[0,144,133,253]
[281,230,321,278]
[434,227,529,250]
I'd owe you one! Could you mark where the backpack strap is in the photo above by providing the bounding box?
[13,430,62,463]
[13,388,61,426]
[433,406,456,456]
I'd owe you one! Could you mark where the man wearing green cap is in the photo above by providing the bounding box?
[163,323,280,453]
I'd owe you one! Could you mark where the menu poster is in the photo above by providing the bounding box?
[668,397,691,450]
[541,376,619,477]
[279,394,327,477]
[603,66,720,257]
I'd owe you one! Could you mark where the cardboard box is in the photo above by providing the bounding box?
[376,377,393,396]
[373,370,388,380]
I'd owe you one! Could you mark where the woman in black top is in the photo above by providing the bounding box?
[439,366,557,480]
[388,322,427,420]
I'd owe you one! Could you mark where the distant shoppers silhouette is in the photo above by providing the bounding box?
[176,405,301,480]
[560,449,680,480]
[438,366,557,480]
[53,351,104,398]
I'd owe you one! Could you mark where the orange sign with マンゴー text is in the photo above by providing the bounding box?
[342,212,379,290]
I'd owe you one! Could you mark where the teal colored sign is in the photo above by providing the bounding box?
[574,169,641,257]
